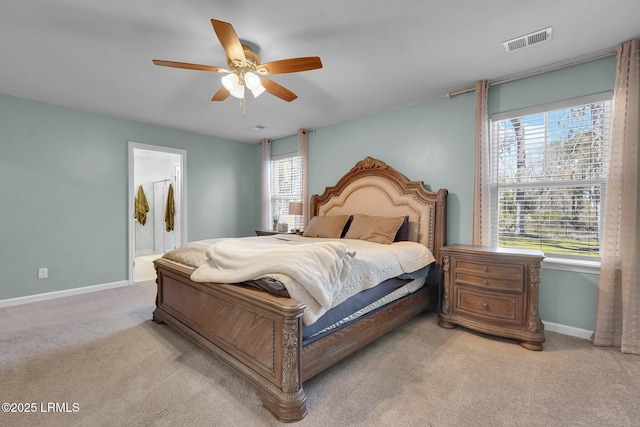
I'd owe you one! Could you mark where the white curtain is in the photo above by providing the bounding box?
[261,138,272,230]
[298,129,309,228]
[592,39,640,355]
[472,80,491,246]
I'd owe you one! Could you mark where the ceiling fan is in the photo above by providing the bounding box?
[153,19,323,103]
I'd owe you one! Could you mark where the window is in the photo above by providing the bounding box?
[489,93,612,260]
[270,153,302,228]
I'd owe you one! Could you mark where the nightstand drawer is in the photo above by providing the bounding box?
[454,272,524,292]
[454,287,523,325]
[454,260,524,292]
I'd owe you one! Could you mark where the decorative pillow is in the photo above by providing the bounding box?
[344,214,406,244]
[303,215,352,238]
[394,216,410,242]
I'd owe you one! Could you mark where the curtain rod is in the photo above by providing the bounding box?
[444,50,617,99]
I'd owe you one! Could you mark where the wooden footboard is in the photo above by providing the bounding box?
[153,258,308,422]
[153,258,438,422]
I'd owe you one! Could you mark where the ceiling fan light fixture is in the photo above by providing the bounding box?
[230,84,245,99]
[244,72,261,88]
[245,71,265,98]
[221,73,245,98]
[249,85,265,98]
[221,73,238,90]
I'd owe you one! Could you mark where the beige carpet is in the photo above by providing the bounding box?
[1,281,638,427]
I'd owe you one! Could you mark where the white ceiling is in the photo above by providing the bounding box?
[1,1,638,144]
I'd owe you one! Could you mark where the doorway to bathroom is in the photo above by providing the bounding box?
[128,142,187,283]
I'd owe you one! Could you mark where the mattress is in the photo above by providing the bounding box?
[302,277,428,345]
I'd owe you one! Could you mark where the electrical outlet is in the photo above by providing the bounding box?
[38,268,48,279]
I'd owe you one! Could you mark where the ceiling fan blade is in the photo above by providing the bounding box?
[256,57,323,75]
[152,59,229,73]
[211,19,246,66]
[261,77,298,102]
[212,87,230,101]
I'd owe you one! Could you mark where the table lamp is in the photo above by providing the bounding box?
[288,201,303,232]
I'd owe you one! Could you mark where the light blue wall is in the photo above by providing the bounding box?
[271,134,297,156]
[306,94,476,246]
[488,56,616,114]
[0,93,260,300]
[272,55,617,332]
[2,55,617,331]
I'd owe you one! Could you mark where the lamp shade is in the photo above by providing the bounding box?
[249,84,265,98]
[244,72,261,89]
[221,73,238,91]
[245,71,265,98]
[288,201,303,216]
[221,73,245,99]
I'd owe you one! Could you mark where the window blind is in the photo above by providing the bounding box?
[489,93,612,258]
[270,153,302,228]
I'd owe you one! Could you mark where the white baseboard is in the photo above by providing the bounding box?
[0,280,130,308]
[543,320,593,340]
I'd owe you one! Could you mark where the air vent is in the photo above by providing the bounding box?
[503,27,553,53]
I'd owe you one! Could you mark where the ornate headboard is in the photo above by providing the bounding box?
[310,157,448,284]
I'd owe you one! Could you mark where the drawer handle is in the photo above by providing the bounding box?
[482,303,488,309]
[483,279,489,286]
[483,267,489,272]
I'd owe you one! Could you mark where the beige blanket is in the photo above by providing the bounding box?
[191,240,355,311]
[164,235,435,325]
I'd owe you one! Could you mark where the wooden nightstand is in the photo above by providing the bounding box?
[255,229,280,236]
[438,244,545,351]
[255,229,302,236]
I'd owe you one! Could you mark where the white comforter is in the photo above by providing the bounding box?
[191,240,355,311]
[164,235,435,325]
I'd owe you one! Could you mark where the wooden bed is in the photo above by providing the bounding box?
[152,156,448,422]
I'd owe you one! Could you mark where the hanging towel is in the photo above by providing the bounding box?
[165,184,175,232]
[135,185,149,225]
